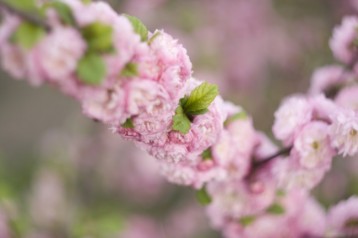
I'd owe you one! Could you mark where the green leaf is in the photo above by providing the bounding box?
[5,0,38,12]
[120,62,138,78]
[76,53,106,85]
[11,22,45,49]
[125,14,148,42]
[182,82,219,115]
[196,187,212,205]
[81,22,114,53]
[266,203,285,215]
[172,105,191,134]
[239,216,256,227]
[276,189,286,197]
[45,1,75,25]
[122,118,134,129]
[202,148,212,160]
[224,111,248,127]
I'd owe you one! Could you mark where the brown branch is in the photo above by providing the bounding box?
[0,0,50,31]
[253,145,293,170]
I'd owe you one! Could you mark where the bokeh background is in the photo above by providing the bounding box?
[0,0,358,237]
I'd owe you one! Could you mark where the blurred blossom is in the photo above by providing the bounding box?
[29,169,69,229]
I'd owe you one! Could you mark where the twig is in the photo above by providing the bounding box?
[253,145,293,169]
[0,0,50,31]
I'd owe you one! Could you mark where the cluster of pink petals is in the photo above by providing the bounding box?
[327,196,358,237]
[330,16,358,64]
[0,1,358,237]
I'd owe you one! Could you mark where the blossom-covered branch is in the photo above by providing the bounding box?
[0,0,357,237]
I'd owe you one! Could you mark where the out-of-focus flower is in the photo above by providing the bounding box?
[327,196,358,237]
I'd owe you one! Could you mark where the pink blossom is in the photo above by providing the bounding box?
[82,86,126,125]
[310,94,339,123]
[293,121,335,170]
[327,196,358,237]
[105,15,144,78]
[159,160,196,186]
[335,85,358,111]
[148,30,192,100]
[189,96,225,152]
[273,95,313,145]
[124,79,174,117]
[0,14,19,46]
[330,16,358,64]
[67,0,119,26]
[206,179,276,228]
[330,109,358,157]
[272,158,326,191]
[0,43,27,80]
[39,27,86,81]
[309,65,346,95]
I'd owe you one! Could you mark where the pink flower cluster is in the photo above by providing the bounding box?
[0,1,358,237]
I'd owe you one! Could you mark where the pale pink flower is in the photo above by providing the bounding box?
[310,94,339,123]
[296,197,326,237]
[105,15,144,78]
[68,0,119,26]
[125,79,173,117]
[309,65,345,95]
[293,121,335,170]
[82,86,126,125]
[148,30,192,100]
[189,97,225,152]
[330,16,358,64]
[39,27,86,81]
[207,179,276,228]
[273,96,313,145]
[0,44,27,80]
[330,109,358,157]
[335,85,358,111]
[0,14,19,46]
[327,196,358,237]
[226,117,257,156]
[273,158,326,191]
[159,160,196,186]
[253,132,278,160]
[149,143,191,164]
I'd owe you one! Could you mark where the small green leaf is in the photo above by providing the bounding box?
[125,14,148,42]
[122,118,134,129]
[120,62,138,78]
[172,106,191,134]
[224,111,248,127]
[45,1,75,25]
[76,53,106,85]
[202,148,212,160]
[81,22,114,53]
[276,189,286,197]
[5,0,38,12]
[196,187,212,205]
[188,108,209,115]
[182,82,219,115]
[239,216,256,227]
[81,0,92,4]
[11,22,45,49]
[266,203,285,215]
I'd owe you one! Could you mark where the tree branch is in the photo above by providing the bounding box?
[0,0,50,31]
[253,145,293,170]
